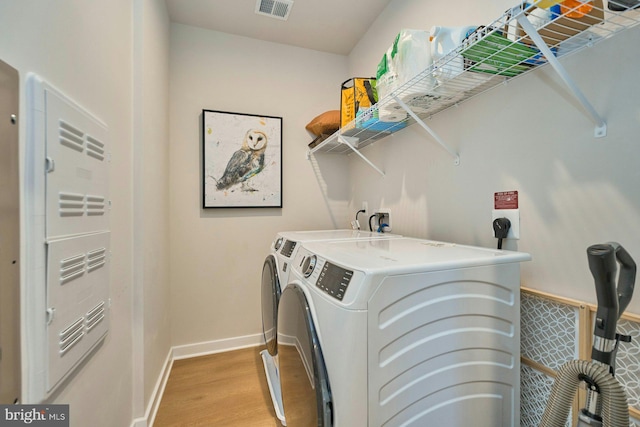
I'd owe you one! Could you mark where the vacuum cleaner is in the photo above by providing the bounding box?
[540,242,636,427]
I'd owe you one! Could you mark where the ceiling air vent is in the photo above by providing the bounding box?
[255,0,293,21]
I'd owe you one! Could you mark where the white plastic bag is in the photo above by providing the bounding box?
[377,29,436,119]
[376,46,406,121]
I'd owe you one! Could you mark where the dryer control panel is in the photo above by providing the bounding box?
[316,262,353,301]
[280,240,297,258]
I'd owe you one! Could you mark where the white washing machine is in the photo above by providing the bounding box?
[277,238,531,426]
[261,229,401,424]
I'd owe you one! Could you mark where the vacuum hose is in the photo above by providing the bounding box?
[540,360,629,427]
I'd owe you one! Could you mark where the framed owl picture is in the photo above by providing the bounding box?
[202,110,283,208]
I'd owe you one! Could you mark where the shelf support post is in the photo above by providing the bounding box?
[392,95,461,165]
[337,135,385,176]
[516,13,607,138]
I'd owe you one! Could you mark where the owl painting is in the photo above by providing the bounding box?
[203,110,282,208]
[216,129,268,192]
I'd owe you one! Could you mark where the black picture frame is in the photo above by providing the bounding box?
[202,109,282,208]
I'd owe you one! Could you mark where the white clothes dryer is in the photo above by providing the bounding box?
[261,229,401,424]
[277,238,531,426]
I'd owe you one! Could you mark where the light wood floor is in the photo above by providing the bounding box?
[153,347,281,427]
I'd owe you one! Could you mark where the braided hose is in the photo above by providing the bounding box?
[540,360,629,427]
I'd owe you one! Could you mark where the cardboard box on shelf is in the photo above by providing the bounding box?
[517,0,604,47]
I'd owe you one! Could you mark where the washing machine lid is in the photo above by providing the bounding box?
[277,229,400,242]
[302,237,531,275]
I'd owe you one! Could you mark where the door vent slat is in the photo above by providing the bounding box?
[59,120,84,152]
[59,253,86,284]
[86,136,105,161]
[86,195,106,216]
[87,260,105,272]
[87,248,107,271]
[59,331,84,355]
[86,301,105,319]
[60,254,85,269]
[60,268,85,285]
[86,314,104,331]
[59,317,85,355]
[59,192,85,216]
[86,301,105,330]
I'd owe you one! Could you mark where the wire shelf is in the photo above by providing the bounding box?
[309,0,640,158]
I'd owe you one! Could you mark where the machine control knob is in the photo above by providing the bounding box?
[302,255,317,278]
[274,237,283,251]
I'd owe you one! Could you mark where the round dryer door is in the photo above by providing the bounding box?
[278,284,333,427]
[261,255,280,356]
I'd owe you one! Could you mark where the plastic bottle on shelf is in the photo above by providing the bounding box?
[561,0,593,17]
[529,4,561,28]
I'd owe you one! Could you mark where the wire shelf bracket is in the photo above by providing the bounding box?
[338,134,385,176]
[306,134,386,176]
[392,95,461,165]
[515,12,607,138]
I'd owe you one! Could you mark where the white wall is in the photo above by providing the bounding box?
[0,1,136,425]
[169,24,350,346]
[132,0,172,420]
[347,0,640,314]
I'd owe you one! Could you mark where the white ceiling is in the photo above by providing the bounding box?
[165,0,393,55]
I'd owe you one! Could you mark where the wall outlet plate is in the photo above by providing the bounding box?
[492,209,519,239]
[375,208,392,232]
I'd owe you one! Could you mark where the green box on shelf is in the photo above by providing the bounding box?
[461,30,538,77]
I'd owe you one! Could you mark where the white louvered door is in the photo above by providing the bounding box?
[26,75,111,401]
[44,91,109,237]
[45,232,110,391]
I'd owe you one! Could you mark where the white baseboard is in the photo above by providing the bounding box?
[133,333,264,427]
[172,333,263,360]
[146,350,174,427]
[130,418,147,427]
[130,348,173,427]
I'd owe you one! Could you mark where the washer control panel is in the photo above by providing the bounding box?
[280,240,297,258]
[315,262,353,301]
